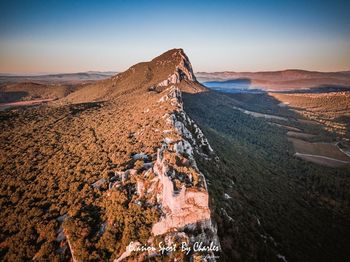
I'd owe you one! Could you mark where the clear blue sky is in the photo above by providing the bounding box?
[0,0,349,73]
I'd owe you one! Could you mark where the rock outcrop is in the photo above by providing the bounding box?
[113,84,220,261]
[155,49,196,88]
[152,85,215,236]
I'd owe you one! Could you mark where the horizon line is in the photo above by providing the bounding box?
[2,68,350,76]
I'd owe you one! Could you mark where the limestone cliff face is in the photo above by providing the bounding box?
[113,85,220,261]
[111,50,220,261]
[152,85,215,236]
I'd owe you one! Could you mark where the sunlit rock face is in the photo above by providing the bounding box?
[113,84,220,261]
[149,84,220,257]
[112,51,220,261]
[151,142,211,236]
[150,51,219,259]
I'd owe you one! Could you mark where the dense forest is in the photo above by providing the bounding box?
[183,90,350,262]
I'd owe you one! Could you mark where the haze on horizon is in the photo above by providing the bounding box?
[0,0,349,74]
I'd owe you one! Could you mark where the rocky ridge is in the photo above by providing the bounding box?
[110,50,220,261]
[112,85,220,260]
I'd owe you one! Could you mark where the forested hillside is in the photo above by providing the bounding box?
[183,90,350,262]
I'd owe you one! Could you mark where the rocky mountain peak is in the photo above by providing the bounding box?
[62,48,202,103]
[151,48,197,85]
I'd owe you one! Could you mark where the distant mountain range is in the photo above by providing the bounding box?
[0,71,117,84]
[197,69,350,91]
